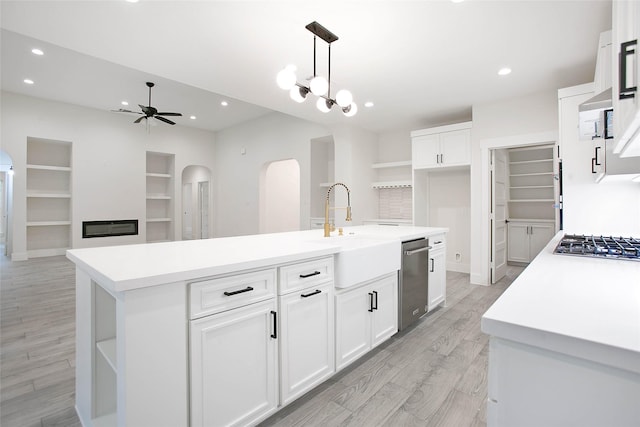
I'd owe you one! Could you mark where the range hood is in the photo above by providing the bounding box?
[578,87,612,140]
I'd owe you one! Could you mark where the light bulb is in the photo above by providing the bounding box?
[310,76,328,96]
[290,86,309,103]
[343,102,358,117]
[335,89,353,108]
[277,66,297,90]
[316,98,333,113]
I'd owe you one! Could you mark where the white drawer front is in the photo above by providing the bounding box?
[190,269,276,319]
[430,234,446,251]
[278,257,334,295]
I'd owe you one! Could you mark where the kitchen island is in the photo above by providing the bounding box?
[481,232,640,427]
[67,225,446,427]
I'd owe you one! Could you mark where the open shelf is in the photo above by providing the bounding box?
[96,338,117,373]
[146,152,175,242]
[371,160,412,169]
[372,180,412,189]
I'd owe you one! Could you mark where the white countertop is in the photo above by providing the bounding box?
[67,225,447,293]
[482,232,640,374]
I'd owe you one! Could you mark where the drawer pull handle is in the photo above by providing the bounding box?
[270,310,277,339]
[223,286,254,296]
[368,292,374,312]
[299,271,321,279]
[301,289,322,298]
[430,258,435,272]
[372,290,378,310]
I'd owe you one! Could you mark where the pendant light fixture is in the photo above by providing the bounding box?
[277,21,357,117]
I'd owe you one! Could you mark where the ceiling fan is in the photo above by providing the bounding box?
[112,81,182,125]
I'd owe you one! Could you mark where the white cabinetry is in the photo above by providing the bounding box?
[335,273,398,371]
[189,269,278,427]
[428,235,446,311]
[507,221,555,263]
[411,122,471,170]
[146,151,174,242]
[26,137,72,258]
[612,0,640,157]
[278,257,335,406]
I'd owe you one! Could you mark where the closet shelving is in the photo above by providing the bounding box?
[26,137,72,258]
[507,145,555,222]
[146,152,175,242]
[93,283,117,427]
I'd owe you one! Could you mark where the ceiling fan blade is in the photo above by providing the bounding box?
[112,108,143,114]
[134,116,146,124]
[154,116,176,125]
[157,112,182,117]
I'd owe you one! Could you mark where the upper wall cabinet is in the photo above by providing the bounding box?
[411,122,471,169]
[612,1,640,157]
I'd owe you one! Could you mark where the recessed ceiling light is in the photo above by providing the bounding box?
[190,115,197,120]
[121,101,129,106]
[498,67,512,76]
[364,101,374,108]
[451,0,464,3]
[221,101,228,107]
[31,48,44,56]
[23,79,34,85]
[125,0,139,3]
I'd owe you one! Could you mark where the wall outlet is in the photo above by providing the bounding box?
[455,253,461,262]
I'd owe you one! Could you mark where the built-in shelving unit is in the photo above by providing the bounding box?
[371,160,412,221]
[371,161,412,189]
[508,145,555,221]
[26,137,72,258]
[146,152,175,243]
[94,282,117,427]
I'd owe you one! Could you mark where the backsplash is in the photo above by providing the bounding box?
[378,187,412,220]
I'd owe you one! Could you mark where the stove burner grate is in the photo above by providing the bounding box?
[554,235,640,260]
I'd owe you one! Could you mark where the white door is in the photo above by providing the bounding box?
[190,299,278,427]
[198,181,209,239]
[279,283,334,405]
[370,275,398,348]
[507,222,531,263]
[491,149,508,283]
[428,249,446,311]
[182,183,193,240]
[335,287,372,371]
[412,135,440,169]
[530,223,555,259]
[440,129,470,166]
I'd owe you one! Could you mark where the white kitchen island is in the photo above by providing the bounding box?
[482,233,640,427]
[67,225,446,427]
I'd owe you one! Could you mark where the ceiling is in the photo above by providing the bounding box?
[0,0,612,134]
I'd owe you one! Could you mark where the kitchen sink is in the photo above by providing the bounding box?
[307,234,401,288]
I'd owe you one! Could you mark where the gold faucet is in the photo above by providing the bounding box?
[324,182,352,237]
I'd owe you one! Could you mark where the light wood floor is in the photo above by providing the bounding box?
[0,253,523,427]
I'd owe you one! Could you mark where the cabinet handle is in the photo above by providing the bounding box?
[594,146,601,166]
[368,292,374,312]
[372,291,378,310]
[619,40,637,100]
[301,289,321,298]
[223,286,254,296]
[270,310,277,339]
[299,271,321,279]
[591,157,596,174]
[440,153,444,164]
[430,258,435,272]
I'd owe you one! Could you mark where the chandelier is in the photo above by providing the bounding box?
[277,21,357,117]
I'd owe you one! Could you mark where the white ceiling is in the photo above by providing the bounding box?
[0,0,612,134]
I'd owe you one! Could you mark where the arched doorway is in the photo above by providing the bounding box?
[260,159,300,233]
[0,150,14,256]
[181,165,212,240]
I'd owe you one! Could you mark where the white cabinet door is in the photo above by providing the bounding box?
[279,283,334,405]
[335,285,372,371]
[428,248,446,311]
[370,274,398,348]
[440,129,470,167]
[190,299,278,427]
[508,223,531,263]
[529,223,555,259]
[335,274,398,371]
[412,134,440,169]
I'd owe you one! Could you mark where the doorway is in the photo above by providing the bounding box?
[181,165,212,240]
[0,150,14,257]
[260,159,300,233]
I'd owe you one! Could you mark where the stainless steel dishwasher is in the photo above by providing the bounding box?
[398,238,431,331]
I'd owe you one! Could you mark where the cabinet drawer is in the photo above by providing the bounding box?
[429,234,446,251]
[190,269,276,319]
[278,257,334,295]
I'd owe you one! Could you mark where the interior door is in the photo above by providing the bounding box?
[491,149,508,283]
[182,183,193,240]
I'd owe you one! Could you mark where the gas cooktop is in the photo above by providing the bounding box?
[554,234,640,261]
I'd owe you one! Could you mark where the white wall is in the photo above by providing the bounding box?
[470,90,559,284]
[260,159,300,233]
[1,91,216,259]
[214,112,329,237]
